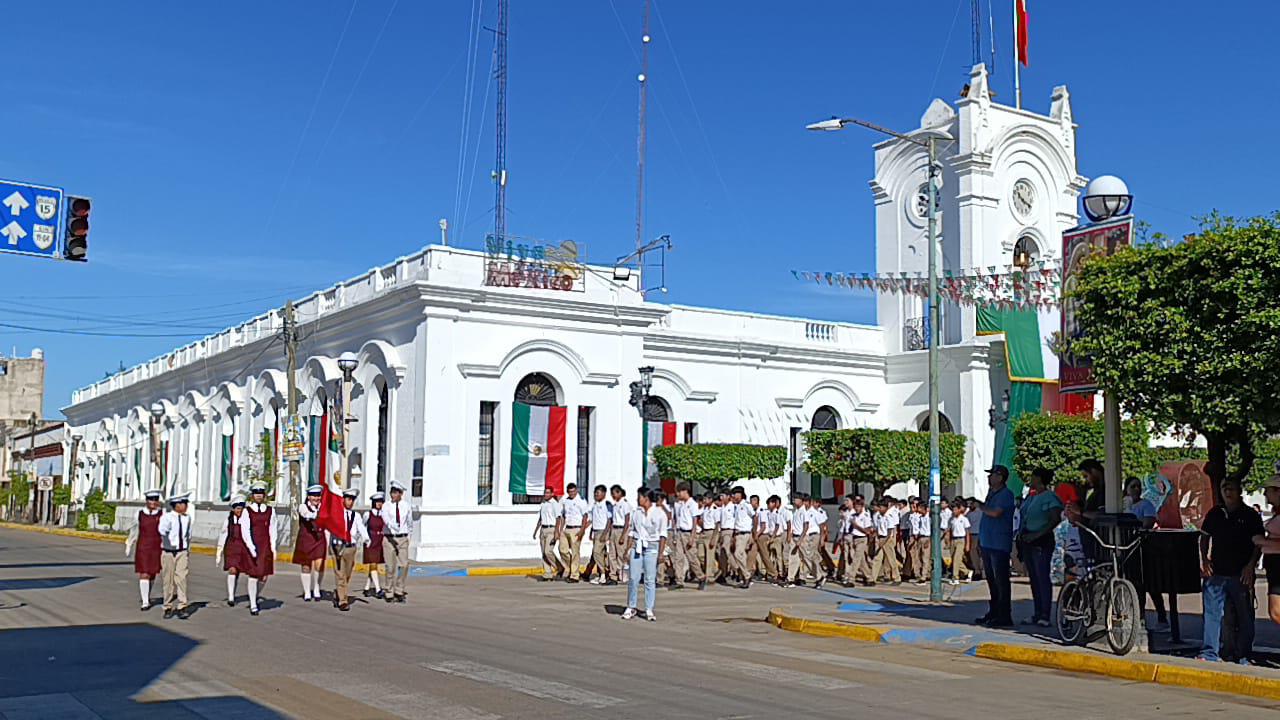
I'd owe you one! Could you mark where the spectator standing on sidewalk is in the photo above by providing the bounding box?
[1254,475,1280,627]
[975,466,1015,628]
[1018,468,1063,627]
[1197,477,1263,663]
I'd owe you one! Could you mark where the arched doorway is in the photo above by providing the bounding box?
[918,413,955,434]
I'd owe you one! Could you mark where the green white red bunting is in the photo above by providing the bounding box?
[510,403,567,495]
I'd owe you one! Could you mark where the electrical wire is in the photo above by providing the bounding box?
[927,0,968,100]
[0,322,217,339]
[452,0,487,238]
[459,38,496,242]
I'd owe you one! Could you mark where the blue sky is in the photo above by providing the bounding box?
[2,1,1277,417]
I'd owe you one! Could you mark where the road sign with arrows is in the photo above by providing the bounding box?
[0,179,65,259]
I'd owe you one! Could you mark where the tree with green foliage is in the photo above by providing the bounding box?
[1012,413,1152,487]
[652,444,787,495]
[1065,213,1280,501]
[804,428,966,496]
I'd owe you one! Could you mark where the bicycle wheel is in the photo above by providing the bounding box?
[1056,579,1088,645]
[1106,578,1140,655]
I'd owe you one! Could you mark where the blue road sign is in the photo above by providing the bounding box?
[0,179,65,259]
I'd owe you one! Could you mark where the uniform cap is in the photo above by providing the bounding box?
[342,488,360,499]
[230,494,247,507]
[306,484,323,496]
[248,482,268,493]
[168,492,191,506]
[389,480,406,492]
[143,489,163,500]
[370,492,386,502]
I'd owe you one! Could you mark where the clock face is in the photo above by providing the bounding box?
[1011,179,1036,217]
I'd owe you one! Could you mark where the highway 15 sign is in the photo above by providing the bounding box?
[0,179,64,258]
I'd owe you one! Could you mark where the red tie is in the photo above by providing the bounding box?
[396,504,400,524]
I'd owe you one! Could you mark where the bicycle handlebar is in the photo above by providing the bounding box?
[1074,522,1144,553]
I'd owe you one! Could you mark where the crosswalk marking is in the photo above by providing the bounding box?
[295,672,500,720]
[718,641,970,680]
[422,660,622,709]
[638,647,860,691]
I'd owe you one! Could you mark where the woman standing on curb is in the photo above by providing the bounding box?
[1018,468,1063,628]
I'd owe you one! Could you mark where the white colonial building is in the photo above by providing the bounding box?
[63,65,1083,560]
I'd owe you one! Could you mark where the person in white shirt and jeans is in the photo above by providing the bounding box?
[622,489,668,621]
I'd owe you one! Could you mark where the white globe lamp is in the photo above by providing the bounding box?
[1082,175,1132,223]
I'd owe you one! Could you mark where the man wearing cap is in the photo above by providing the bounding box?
[380,480,413,602]
[245,482,277,609]
[216,495,259,613]
[294,484,328,602]
[330,488,370,612]
[157,493,193,619]
[975,465,1016,628]
[124,489,164,611]
[363,491,387,599]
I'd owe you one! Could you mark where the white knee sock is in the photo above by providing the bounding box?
[139,579,150,606]
[370,571,381,592]
[248,578,259,609]
[226,574,237,601]
[311,570,322,596]
[300,572,312,598]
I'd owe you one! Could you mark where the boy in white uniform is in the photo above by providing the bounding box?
[697,494,719,588]
[558,483,590,583]
[870,498,902,584]
[948,503,972,583]
[533,487,563,581]
[586,485,613,584]
[608,485,632,585]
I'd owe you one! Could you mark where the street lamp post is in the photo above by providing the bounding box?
[630,366,655,485]
[337,352,359,490]
[808,116,953,602]
[149,402,165,494]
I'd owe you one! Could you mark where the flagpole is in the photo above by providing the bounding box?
[1013,0,1022,109]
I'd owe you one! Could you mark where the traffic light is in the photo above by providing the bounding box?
[63,196,90,261]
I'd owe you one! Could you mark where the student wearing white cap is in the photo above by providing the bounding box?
[379,480,413,602]
[124,488,164,611]
[158,493,193,619]
[216,495,259,614]
[245,482,277,608]
[293,484,328,602]
[330,487,369,612]
[363,491,387,599]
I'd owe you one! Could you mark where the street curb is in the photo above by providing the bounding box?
[971,642,1280,702]
[767,608,886,644]
[465,566,541,577]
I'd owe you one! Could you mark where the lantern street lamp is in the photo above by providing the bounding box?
[337,352,359,490]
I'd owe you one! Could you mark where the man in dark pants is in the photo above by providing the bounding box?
[975,465,1016,628]
[1197,477,1263,663]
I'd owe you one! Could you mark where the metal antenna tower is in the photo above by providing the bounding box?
[971,0,982,67]
[634,0,651,250]
[493,0,509,244]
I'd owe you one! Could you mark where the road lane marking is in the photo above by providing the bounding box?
[718,640,970,680]
[422,660,622,709]
[637,647,860,690]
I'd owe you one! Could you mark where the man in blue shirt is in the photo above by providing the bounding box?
[976,465,1016,628]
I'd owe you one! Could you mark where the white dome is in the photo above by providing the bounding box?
[1084,175,1129,198]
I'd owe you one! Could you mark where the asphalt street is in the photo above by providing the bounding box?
[0,528,1275,719]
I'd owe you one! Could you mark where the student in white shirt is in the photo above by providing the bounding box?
[669,483,701,590]
[533,487,563,581]
[808,497,831,586]
[124,488,164,611]
[771,496,792,584]
[716,492,735,585]
[330,486,370,612]
[698,494,719,587]
[729,486,756,588]
[967,497,985,580]
[840,496,873,586]
[622,489,669,622]
[608,485,632,585]
[870,497,902,584]
[585,484,614,585]
[157,493,193,619]
[557,483,590,583]
[948,504,972,583]
[784,493,812,587]
[380,481,414,602]
[911,501,933,584]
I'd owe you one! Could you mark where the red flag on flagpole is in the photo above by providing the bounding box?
[1016,0,1029,66]
[315,480,350,543]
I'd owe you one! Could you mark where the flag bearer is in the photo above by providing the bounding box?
[331,487,369,612]
[586,484,613,584]
[558,483,590,582]
[216,494,258,612]
[158,493,193,619]
[294,485,328,601]
[380,480,414,602]
[533,486,562,581]
[696,493,719,589]
[608,485,631,585]
[124,488,164,611]
[245,482,277,609]
[363,492,387,598]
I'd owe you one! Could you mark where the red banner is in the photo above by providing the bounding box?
[1059,216,1133,394]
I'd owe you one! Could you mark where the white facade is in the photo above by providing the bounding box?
[63,65,1081,560]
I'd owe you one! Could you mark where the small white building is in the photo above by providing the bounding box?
[63,65,1082,561]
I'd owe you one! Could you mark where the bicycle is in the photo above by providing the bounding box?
[1055,523,1143,655]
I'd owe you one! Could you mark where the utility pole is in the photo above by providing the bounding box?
[925,136,945,603]
[284,301,300,546]
[28,412,36,523]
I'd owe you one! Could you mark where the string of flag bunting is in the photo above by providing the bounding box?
[792,259,1063,310]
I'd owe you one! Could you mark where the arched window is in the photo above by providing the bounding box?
[811,406,840,431]
[1013,235,1040,269]
[642,396,670,422]
[918,413,955,433]
[515,372,559,406]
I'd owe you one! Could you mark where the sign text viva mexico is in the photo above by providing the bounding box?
[483,235,586,292]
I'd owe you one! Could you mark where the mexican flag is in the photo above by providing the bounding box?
[812,476,850,502]
[316,477,350,543]
[510,403,567,495]
[644,421,678,493]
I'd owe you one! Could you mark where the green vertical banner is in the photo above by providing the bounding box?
[220,434,233,502]
[308,415,321,487]
[101,454,109,493]
[133,448,142,485]
[160,441,169,494]
[978,305,1051,496]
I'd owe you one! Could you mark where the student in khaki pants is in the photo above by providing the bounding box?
[380,481,415,602]
[869,498,902,584]
[557,483,590,583]
[331,487,370,611]
[585,485,613,584]
[607,485,631,584]
[158,493,193,620]
[696,494,719,588]
[533,487,562,580]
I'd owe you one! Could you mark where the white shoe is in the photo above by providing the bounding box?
[589,576,602,585]
[621,608,637,620]
[645,610,656,622]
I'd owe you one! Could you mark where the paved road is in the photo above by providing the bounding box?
[0,528,1275,719]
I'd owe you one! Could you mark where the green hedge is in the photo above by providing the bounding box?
[652,444,787,494]
[803,428,966,493]
[77,488,117,531]
[1012,413,1153,486]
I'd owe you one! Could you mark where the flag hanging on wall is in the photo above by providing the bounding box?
[510,402,567,495]
[812,476,849,502]
[643,421,679,493]
[1016,0,1029,66]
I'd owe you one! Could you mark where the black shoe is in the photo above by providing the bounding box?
[975,615,992,626]
[566,578,579,584]
[395,595,406,604]
[814,578,826,589]
[362,588,373,598]
[163,609,174,619]
[697,580,707,590]
[376,590,386,599]
[988,619,1015,629]
[176,608,190,620]
[738,581,751,590]
[385,594,395,603]
[537,576,552,582]
[250,607,260,616]
[140,604,150,612]
[226,599,235,607]
[303,596,312,603]
[338,603,350,612]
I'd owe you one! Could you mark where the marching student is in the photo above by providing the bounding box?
[939,498,954,577]
[381,480,414,602]
[869,498,902,585]
[330,487,369,612]
[215,494,258,613]
[245,482,277,608]
[697,493,719,589]
[533,486,562,581]
[808,495,830,588]
[841,496,873,586]
[158,492,193,619]
[608,485,631,585]
[784,494,815,587]
[967,497,984,580]
[911,500,933,584]
[294,484,328,602]
[558,483,590,583]
[621,488,668,622]
[729,486,755,589]
[124,488,164,611]
[948,501,972,584]
[362,491,387,599]
[670,483,699,589]
[898,498,914,578]
[751,494,777,582]
[834,495,853,581]
[713,492,733,584]
[768,495,788,582]
[585,484,613,584]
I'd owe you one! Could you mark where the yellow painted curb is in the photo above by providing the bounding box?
[466,566,541,577]
[767,608,886,644]
[1154,662,1280,702]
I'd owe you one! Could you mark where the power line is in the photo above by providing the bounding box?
[0,322,217,339]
